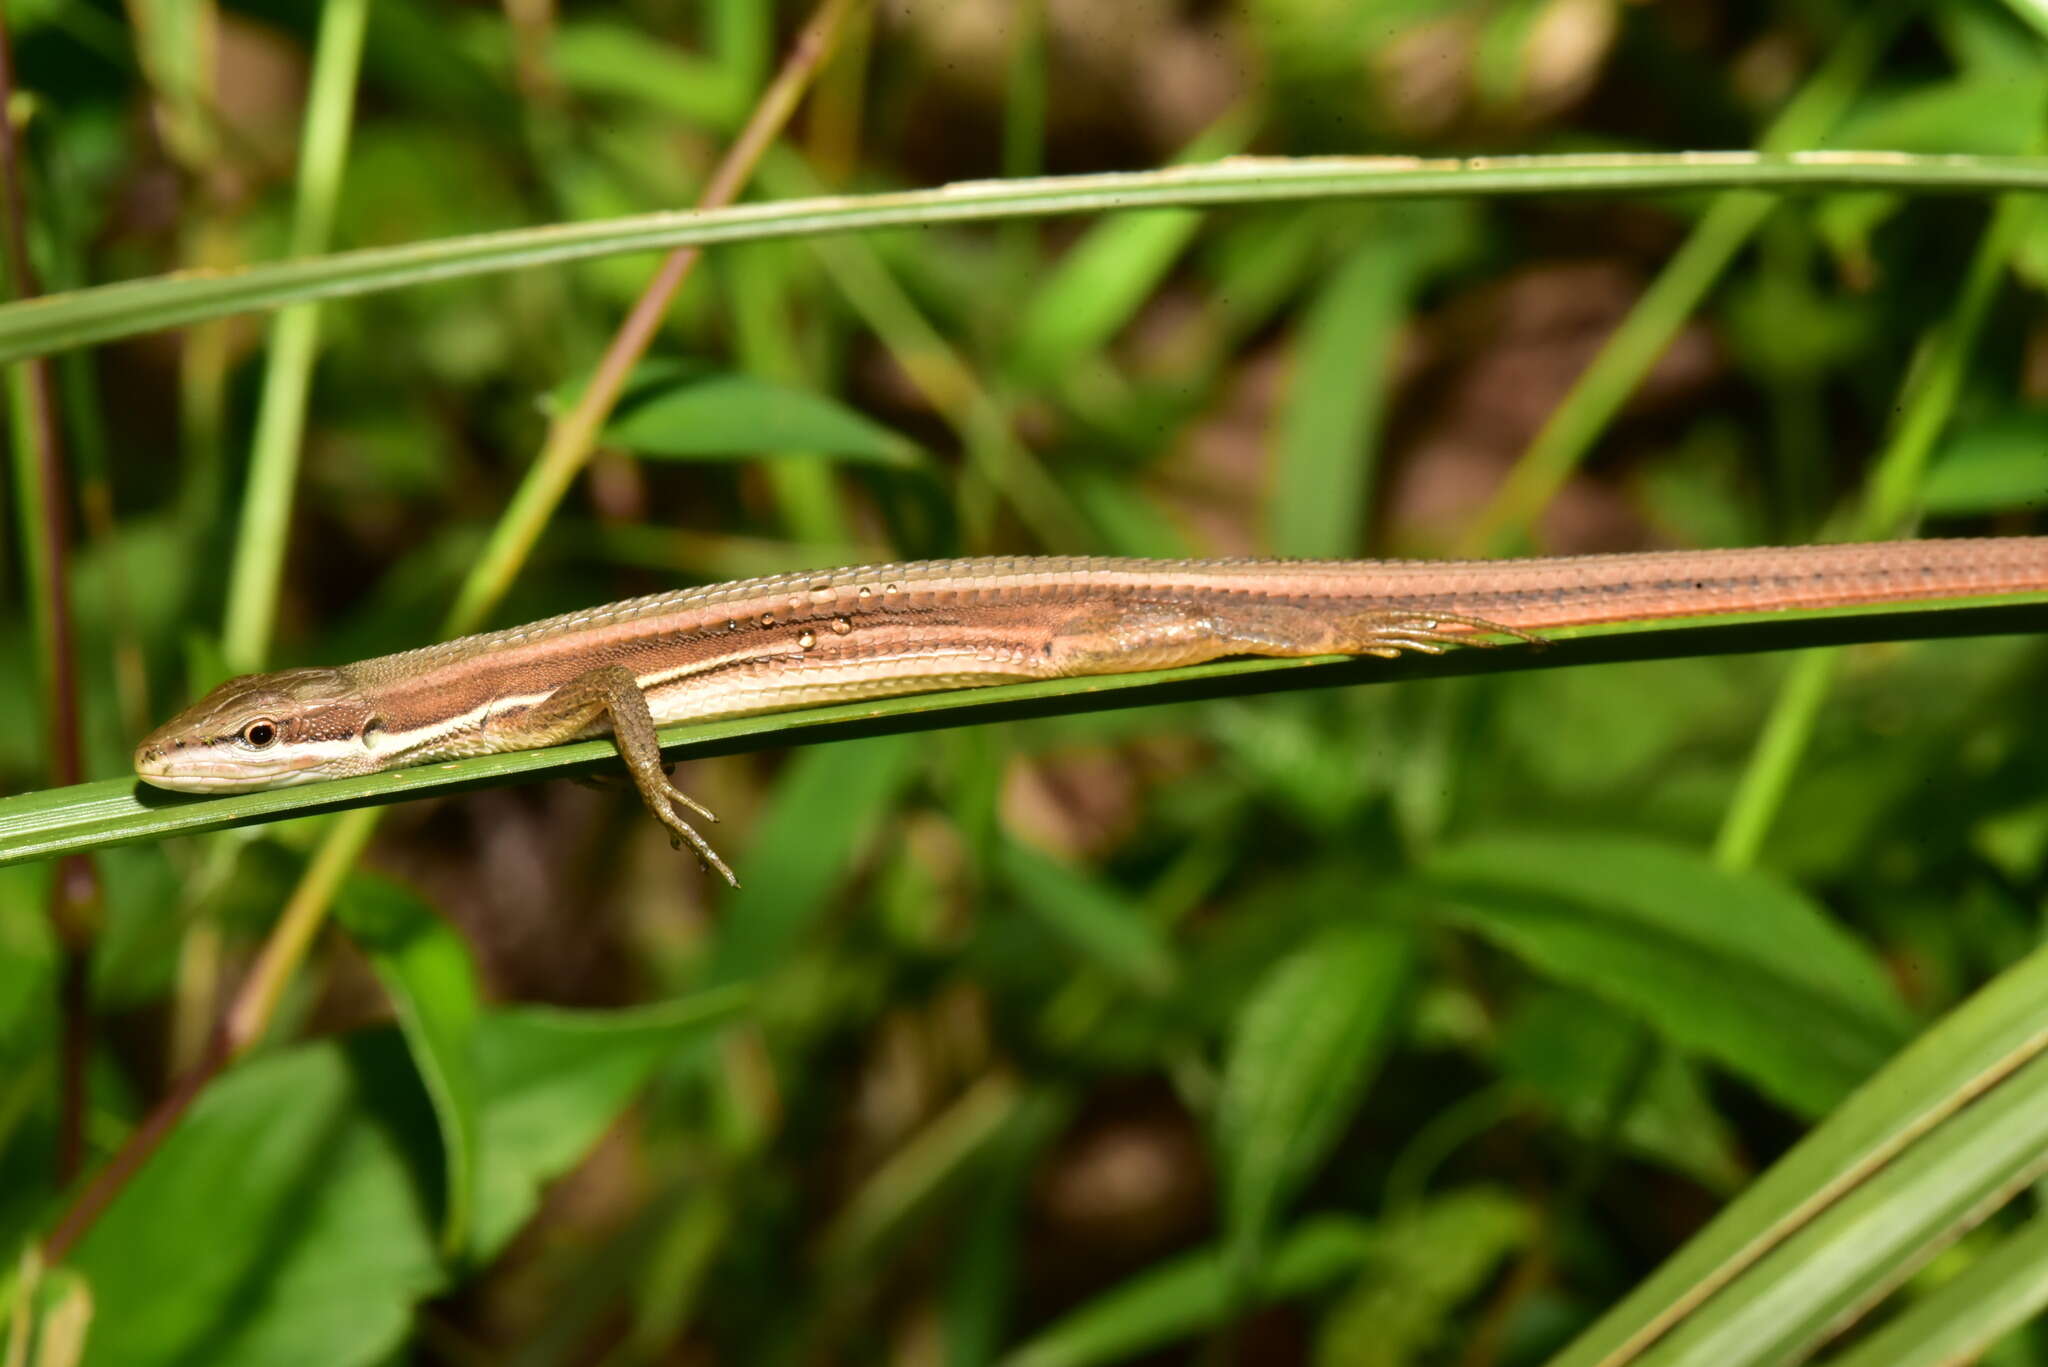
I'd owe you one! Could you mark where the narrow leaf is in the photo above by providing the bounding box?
[704,734,921,985]
[1267,239,1410,558]
[1005,112,1252,383]
[997,841,1178,993]
[1315,1188,1533,1367]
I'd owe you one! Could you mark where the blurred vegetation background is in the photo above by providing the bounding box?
[5,0,2048,1363]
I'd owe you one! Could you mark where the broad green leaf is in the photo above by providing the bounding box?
[9,598,2048,867]
[6,154,2043,365]
[72,1032,443,1367]
[1000,1216,1376,1367]
[468,993,752,1252]
[997,841,1178,994]
[1640,1048,2048,1365]
[1424,834,1908,1115]
[333,874,483,1257]
[1828,1212,2048,1367]
[1314,1188,1534,1367]
[1215,924,1414,1279]
[1551,939,2048,1367]
[69,992,747,1367]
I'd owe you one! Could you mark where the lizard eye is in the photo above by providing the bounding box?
[240,720,279,749]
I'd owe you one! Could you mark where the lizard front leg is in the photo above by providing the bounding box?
[489,665,737,886]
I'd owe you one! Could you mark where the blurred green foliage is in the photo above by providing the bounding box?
[5,0,2048,1364]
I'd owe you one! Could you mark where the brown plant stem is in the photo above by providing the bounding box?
[0,6,98,1185]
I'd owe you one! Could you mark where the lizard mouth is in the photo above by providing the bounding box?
[132,737,328,792]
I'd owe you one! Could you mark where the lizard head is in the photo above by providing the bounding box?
[134,668,381,792]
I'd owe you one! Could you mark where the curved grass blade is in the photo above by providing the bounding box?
[2,596,2045,867]
[6,153,2048,363]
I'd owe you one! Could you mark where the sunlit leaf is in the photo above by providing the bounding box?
[68,992,748,1367]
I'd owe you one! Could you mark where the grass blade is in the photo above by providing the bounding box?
[1827,1212,2048,1367]
[6,153,2048,364]
[1549,938,2048,1367]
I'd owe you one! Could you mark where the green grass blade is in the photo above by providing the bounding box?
[1457,0,1915,552]
[1638,1047,2048,1365]
[1712,192,2033,869]
[1004,108,1253,384]
[1548,938,2048,1367]
[816,1074,1025,1280]
[219,0,368,674]
[7,596,2046,868]
[1826,1212,2048,1367]
[703,733,922,983]
[7,153,2048,364]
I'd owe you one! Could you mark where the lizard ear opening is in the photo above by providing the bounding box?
[361,715,385,743]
